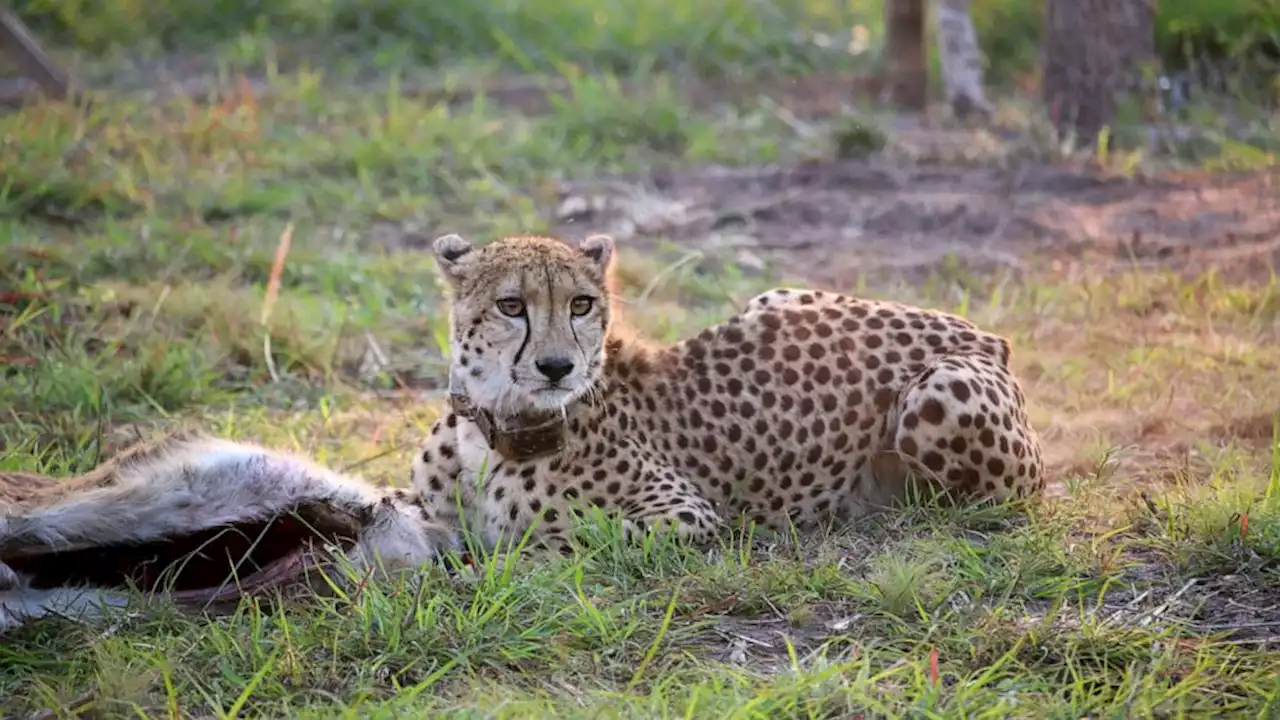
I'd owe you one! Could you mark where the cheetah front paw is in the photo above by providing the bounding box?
[620,518,648,544]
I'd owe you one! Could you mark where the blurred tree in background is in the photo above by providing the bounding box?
[1041,0,1157,146]
[885,0,928,110]
[4,0,1276,139]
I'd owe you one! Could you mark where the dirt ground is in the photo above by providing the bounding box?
[347,72,1280,289]
[550,156,1280,289]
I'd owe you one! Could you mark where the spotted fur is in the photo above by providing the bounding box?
[412,234,1045,552]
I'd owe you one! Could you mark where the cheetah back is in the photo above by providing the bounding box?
[608,288,1024,529]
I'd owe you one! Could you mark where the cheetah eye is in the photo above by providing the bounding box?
[496,298,526,317]
[569,296,595,317]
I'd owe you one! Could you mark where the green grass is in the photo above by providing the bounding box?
[10,0,875,79]
[4,3,1280,717]
[9,0,1279,90]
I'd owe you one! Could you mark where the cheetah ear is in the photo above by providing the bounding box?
[579,234,615,274]
[432,233,474,285]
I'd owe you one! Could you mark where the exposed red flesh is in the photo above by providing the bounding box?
[167,547,312,604]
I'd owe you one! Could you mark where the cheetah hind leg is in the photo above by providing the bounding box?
[867,353,1043,513]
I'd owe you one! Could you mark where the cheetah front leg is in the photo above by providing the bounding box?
[410,414,589,563]
[868,352,1045,510]
[616,459,725,546]
[408,413,468,552]
[460,463,724,559]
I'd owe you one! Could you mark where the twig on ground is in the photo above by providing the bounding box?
[1137,578,1201,628]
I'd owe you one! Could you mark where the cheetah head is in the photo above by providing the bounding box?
[432,233,616,416]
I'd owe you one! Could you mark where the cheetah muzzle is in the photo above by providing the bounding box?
[412,233,1047,555]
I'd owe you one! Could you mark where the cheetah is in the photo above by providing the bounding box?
[411,233,1045,553]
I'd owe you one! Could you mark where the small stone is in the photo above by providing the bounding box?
[556,196,593,221]
[735,249,767,274]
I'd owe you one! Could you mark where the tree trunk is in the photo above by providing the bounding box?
[0,10,69,100]
[935,0,992,120]
[885,0,928,111]
[1041,0,1157,147]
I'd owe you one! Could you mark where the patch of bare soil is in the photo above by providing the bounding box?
[550,158,1280,289]
[1099,540,1280,649]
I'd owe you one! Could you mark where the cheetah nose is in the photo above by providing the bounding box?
[535,356,575,382]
